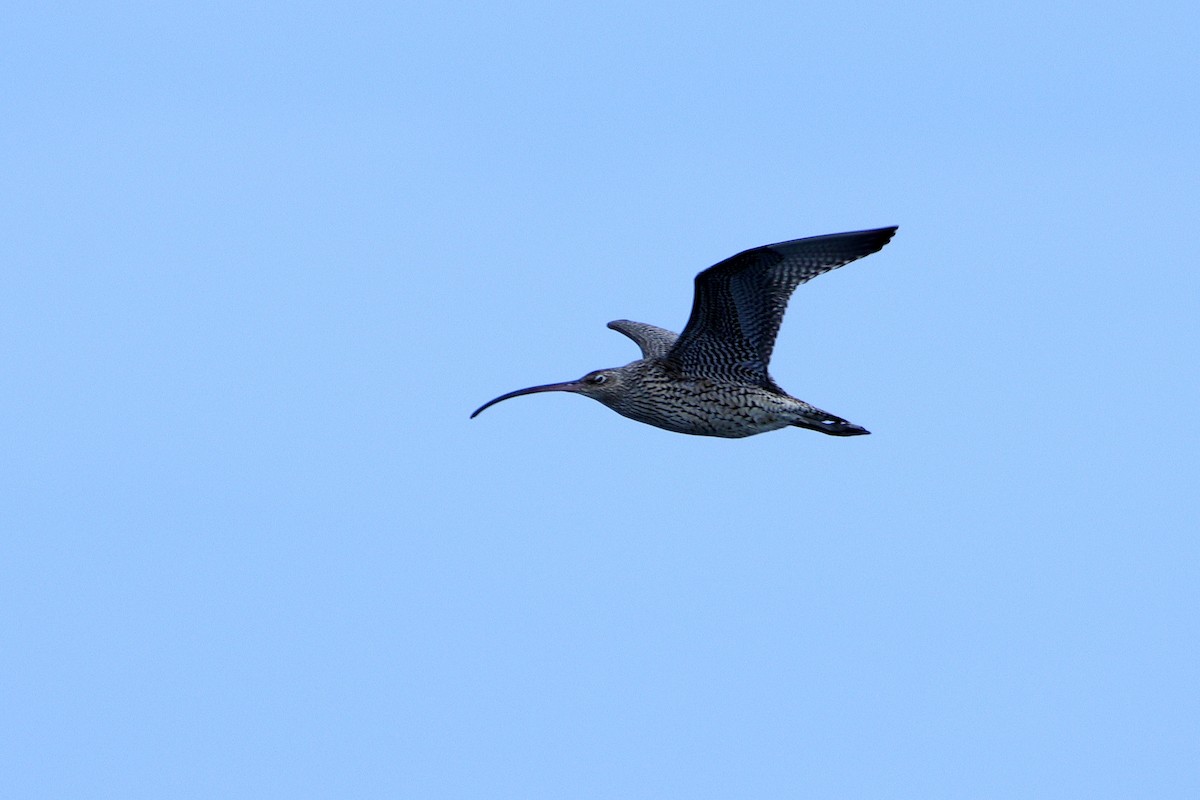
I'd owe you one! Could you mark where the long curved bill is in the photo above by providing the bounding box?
[470,380,584,418]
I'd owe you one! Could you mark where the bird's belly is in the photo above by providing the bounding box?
[617,388,795,438]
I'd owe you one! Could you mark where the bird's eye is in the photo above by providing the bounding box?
[589,374,608,384]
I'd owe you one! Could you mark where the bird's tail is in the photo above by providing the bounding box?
[791,411,870,437]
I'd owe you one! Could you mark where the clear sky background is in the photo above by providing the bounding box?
[3,2,1197,798]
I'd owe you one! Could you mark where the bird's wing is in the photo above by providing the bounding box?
[666,227,897,384]
[607,319,679,359]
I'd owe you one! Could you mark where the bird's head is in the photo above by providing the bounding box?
[470,365,633,419]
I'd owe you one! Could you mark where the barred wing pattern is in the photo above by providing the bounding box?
[666,227,897,386]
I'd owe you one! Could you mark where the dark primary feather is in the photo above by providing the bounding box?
[666,226,897,385]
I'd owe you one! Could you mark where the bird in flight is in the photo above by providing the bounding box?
[471,226,898,438]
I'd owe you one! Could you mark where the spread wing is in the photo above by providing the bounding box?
[666,227,897,385]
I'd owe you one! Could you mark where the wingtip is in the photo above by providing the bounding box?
[852,225,899,255]
[761,225,900,258]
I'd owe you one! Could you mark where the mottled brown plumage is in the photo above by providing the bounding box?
[471,227,898,438]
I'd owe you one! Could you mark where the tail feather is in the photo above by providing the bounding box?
[791,412,870,437]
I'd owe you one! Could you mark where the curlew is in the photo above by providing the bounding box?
[471,227,897,438]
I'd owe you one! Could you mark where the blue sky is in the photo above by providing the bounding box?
[3,2,1197,797]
